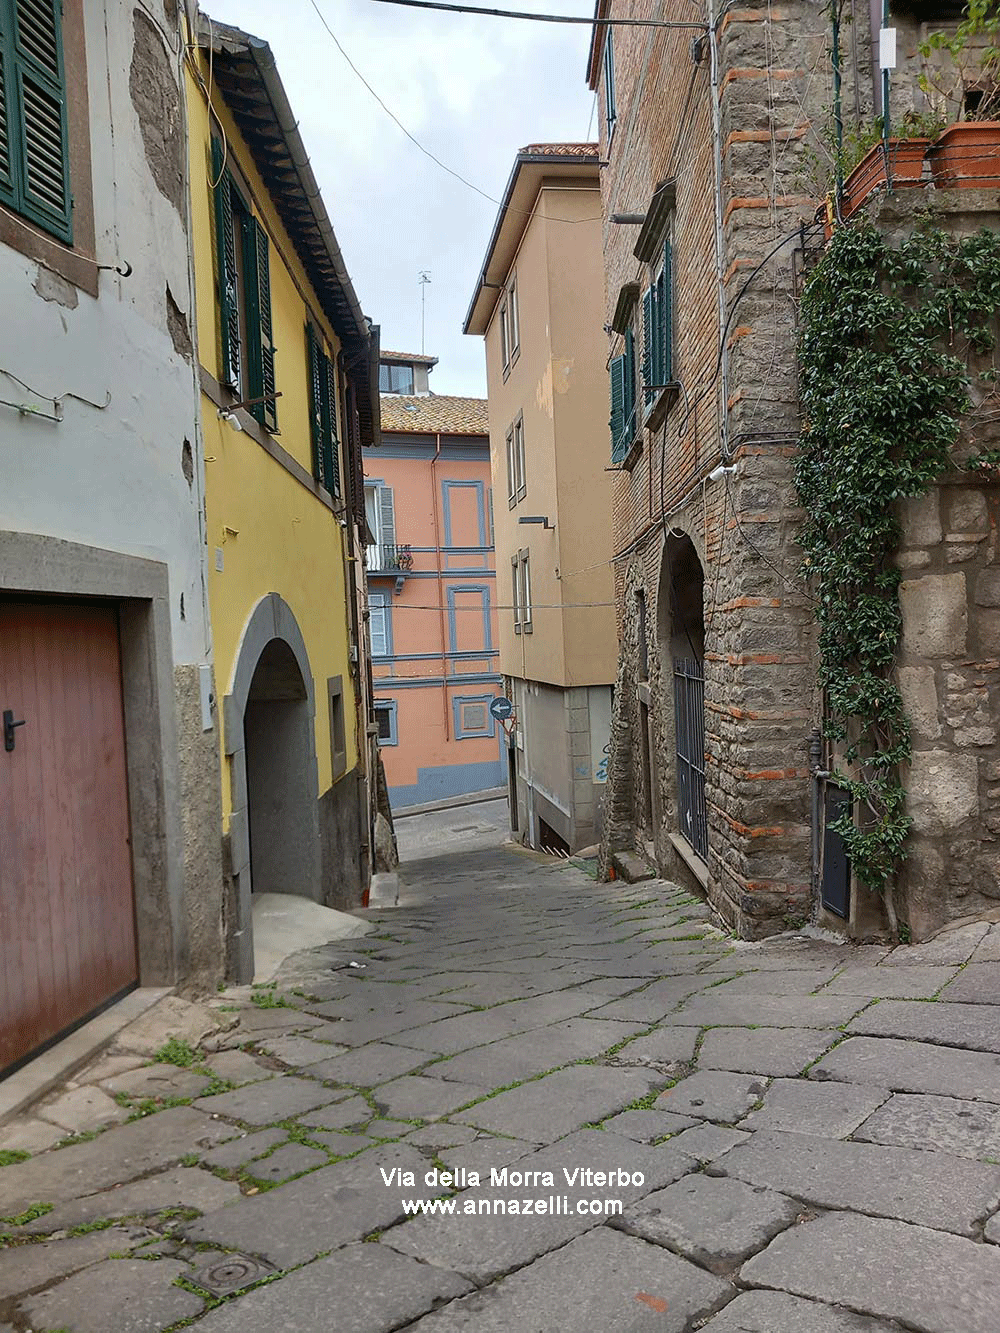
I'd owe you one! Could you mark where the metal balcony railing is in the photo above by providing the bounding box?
[365,543,414,572]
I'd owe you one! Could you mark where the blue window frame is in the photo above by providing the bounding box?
[447,585,492,654]
[369,591,393,658]
[441,480,486,548]
[374,698,398,746]
[453,694,496,739]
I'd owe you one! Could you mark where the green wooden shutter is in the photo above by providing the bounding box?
[212,139,241,390]
[324,353,341,498]
[7,0,70,240]
[0,23,14,200]
[252,218,277,432]
[623,325,635,446]
[609,352,625,463]
[377,485,396,551]
[659,237,673,384]
[306,323,326,486]
[641,286,654,402]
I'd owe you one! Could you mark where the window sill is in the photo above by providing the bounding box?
[523,622,533,634]
[620,433,643,473]
[645,383,680,434]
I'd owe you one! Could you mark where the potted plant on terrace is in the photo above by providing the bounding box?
[835,113,942,222]
[921,0,1000,187]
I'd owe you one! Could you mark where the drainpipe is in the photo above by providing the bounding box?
[708,0,730,460]
[430,432,451,740]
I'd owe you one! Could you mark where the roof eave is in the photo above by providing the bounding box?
[587,0,610,90]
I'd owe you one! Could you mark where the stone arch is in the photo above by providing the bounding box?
[223,594,320,982]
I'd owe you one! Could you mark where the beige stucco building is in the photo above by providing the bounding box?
[465,144,616,853]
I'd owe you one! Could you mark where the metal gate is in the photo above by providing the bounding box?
[0,601,138,1075]
[674,656,708,861]
[821,784,852,919]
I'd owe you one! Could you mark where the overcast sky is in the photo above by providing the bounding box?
[204,0,596,396]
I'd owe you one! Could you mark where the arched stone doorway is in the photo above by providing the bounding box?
[224,595,320,982]
[657,533,708,863]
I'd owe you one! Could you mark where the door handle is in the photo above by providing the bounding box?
[3,709,26,752]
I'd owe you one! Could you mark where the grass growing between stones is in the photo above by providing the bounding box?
[153,1038,200,1067]
[0,1149,29,1167]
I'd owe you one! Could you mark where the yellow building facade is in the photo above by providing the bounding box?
[185,16,380,980]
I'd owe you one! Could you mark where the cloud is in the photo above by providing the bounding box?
[200,0,595,395]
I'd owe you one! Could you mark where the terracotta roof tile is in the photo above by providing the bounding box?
[379,394,489,436]
[380,349,439,365]
[519,142,599,158]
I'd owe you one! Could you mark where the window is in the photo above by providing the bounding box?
[447,585,492,653]
[379,363,414,394]
[642,233,673,409]
[453,695,496,739]
[508,274,520,358]
[500,300,510,373]
[328,675,347,780]
[369,591,392,658]
[512,549,532,634]
[373,699,398,746]
[506,414,526,507]
[609,321,637,464]
[636,589,648,680]
[365,483,396,568]
[604,26,617,137]
[0,0,72,242]
[306,324,341,496]
[212,140,278,433]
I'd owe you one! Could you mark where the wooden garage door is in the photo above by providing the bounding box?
[0,601,138,1075]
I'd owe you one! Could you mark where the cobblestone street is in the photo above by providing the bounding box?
[4,808,1000,1330]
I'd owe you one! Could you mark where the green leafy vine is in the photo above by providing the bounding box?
[796,221,1000,921]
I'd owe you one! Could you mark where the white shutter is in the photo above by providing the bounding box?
[369,593,389,657]
[377,486,396,550]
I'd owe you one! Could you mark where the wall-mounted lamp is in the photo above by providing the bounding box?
[518,515,555,530]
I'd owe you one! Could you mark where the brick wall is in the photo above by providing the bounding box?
[595,0,875,934]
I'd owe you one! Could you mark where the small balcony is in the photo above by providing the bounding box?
[365,543,414,573]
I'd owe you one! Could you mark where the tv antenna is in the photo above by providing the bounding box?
[419,271,431,354]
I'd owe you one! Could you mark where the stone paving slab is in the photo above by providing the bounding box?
[437,1135,536,1177]
[700,1289,904,1332]
[739,1078,890,1137]
[811,1035,1000,1101]
[245,1141,328,1182]
[202,1049,274,1085]
[403,1226,732,1333]
[657,1071,767,1123]
[847,999,1000,1052]
[585,979,710,1023]
[189,1243,473,1333]
[310,1130,375,1156]
[715,1128,1000,1234]
[709,969,841,996]
[182,1143,429,1267]
[386,991,608,1055]
[882,923,989,966]
[612,1027,699,1067]
[938,963,1000,1005]
[669,993,870,1029]
[374,1074,487,1120]
[23,1256,204,1333]
[382,1129,698,1284]
[742,1211,1000,1333]
[229,1007,326,1035]
[307,1041,431,1087]
[194,1075,342,1125]
[100,1063,214,1101]
[0,1226,152,1299]
[668,1124,751,1163]
[256,1034,352,1067]
[822,965,958,998]
[0,1106,232,1214]
[853,1092,1000,1160]
[617,1172,799,1272]
[0,1116,64,1154]
[17,1165,241,1234]
[698,1027,837,1077]
[454,1065,664,1142]
[971,925,1000,964]
[368,1118,420,1138]
[425,1018,645,1086]
[603,1109,698,1141]
[200,1127,287,1169]
[35,1084,131,1134]
[297,1094,378,1130]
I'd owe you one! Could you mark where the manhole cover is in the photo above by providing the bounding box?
[189,1253,276,1296]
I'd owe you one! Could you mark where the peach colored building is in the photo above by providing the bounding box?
[464,145,617,853]
[364,356,503,808]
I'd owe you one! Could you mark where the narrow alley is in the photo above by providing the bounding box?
[2,803,1000,1331]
